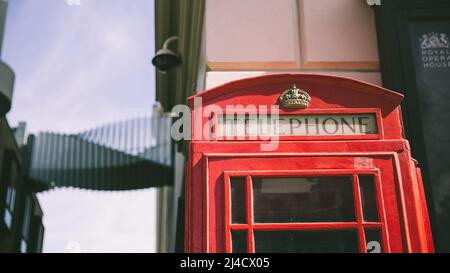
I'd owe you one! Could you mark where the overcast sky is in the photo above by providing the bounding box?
[3,0,157,252]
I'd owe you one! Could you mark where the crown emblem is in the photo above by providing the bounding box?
[279,84,311,109]
[420,32,449,49]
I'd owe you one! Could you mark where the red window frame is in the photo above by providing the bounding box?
[224,169,390,253]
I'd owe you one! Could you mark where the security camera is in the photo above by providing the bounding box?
[152,36,181,72]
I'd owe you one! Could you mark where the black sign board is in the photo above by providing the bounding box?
[375,0,450,252]
[409,20,450,224]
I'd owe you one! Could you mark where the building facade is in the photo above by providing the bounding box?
[0,0,44,253]
[0,119,45,253]
[155,0,450,252]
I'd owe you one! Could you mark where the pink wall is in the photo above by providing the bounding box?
[206,0,297,62]
[204,0,382,87]
[299,0,379,68]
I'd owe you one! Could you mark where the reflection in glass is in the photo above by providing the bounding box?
[365,229,382,253]
[231,231,247,253]
[252,176,355,223]
[359,175,379,222]
[254,230,359,253]
[230,177,246,224]
[3,209,12,229]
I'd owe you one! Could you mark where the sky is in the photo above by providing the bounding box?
[2,0,158,252]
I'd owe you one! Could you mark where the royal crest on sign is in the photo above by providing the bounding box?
[420,32,449,49]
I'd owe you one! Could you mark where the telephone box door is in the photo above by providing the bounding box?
[205,152,407,253]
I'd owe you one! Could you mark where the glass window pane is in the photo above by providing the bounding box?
[36,225,44,252]
[365,229,382,253]
[5,187,11,204]
[231,231,247,253]
[252,176,355,223]
[254,230,359,253]
[3,209,12,229]
[230,177,247,224]
[5,187,16,212]
[10,188,16,212]
[20,240,27,253]
[359,175,379,222]
[22,197,32,239]
[10,160,18,185]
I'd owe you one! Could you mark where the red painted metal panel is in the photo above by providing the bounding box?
[353,174,367,253]
[186,74,433,253]
[414,164,435,252]
[189,74,404,141]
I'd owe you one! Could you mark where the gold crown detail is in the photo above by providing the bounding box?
[279,84,311,109]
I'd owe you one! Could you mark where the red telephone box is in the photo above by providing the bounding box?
[185,74,434,253]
